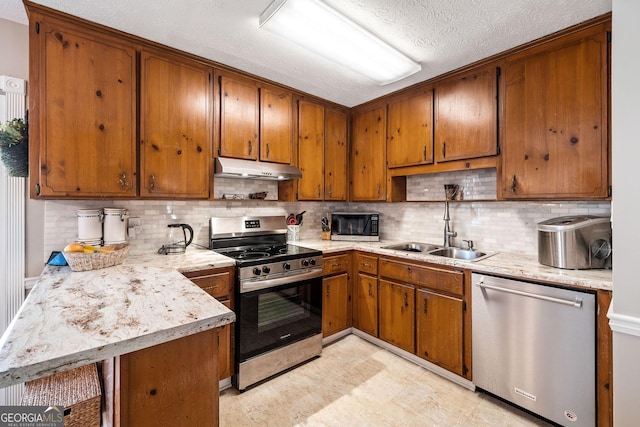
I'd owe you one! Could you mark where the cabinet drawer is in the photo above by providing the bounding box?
[357,253,378,275]
[323,253,350,276]
[187,272,231,300]
[379,258,463,296]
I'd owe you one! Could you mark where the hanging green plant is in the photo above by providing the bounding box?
[0,116,29,177]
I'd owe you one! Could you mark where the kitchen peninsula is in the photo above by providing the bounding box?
[0,262,235,426]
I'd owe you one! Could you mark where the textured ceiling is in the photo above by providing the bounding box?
[2,0,611,107]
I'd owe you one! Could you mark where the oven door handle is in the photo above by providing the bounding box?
[240,267,323,293]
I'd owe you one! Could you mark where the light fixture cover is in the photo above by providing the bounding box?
[259,0,421,85]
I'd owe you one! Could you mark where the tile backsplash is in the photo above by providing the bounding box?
[42,195,611,265]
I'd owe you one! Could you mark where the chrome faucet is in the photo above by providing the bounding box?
[443,199,457,248]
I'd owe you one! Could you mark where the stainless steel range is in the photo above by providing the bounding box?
[209,216,323,391]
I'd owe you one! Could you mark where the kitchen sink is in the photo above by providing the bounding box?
[381,242,442,253]
[427,247,496,262]
[382,242,497,262]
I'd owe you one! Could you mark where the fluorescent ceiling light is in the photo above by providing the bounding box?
[259,0,421,85]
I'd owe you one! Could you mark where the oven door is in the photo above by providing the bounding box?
[236,273,322,363]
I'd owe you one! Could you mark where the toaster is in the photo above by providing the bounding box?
[537,215,612,269]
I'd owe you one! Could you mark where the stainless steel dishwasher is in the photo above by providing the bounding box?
[472,273,596,427]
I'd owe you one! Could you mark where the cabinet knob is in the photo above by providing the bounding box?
[118,171,128,190]
[423,298,427,314]
[326,284,330,297]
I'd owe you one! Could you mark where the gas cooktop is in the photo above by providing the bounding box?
[213,242,321,267]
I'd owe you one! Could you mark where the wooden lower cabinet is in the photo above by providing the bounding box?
[116,329,219,427]
[182,267,235,380]
[322,252,351,337]
[378,280,415,353]
[377,256,469,379]
[322,274,349,337]
[415,288,464,376]
[353,273,378,337]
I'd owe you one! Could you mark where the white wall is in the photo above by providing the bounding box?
[610,1,640,425]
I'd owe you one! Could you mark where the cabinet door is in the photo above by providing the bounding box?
[34,21,136,197]
[378,280,415,353]
[140,50,212,198]
[219,73,259,160]
[434,68,498,162]
[323,273,349,337]
[118,329,218,426]
[260,85,293,164]
[501,26,608,199]
[324,108,348,201]
[387,90,433,168]
[351,106,386,201]
[297,100,325,200]
[416,288,463,376]
[354,273,378,337]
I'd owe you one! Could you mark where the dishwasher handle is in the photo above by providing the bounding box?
[476,280,583,308]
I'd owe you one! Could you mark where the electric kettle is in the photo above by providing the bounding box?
[158,223,194,255]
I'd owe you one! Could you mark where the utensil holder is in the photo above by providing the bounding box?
[321,231,331,240]
[287,225,300,242]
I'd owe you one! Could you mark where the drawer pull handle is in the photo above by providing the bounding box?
[202,285,220,291]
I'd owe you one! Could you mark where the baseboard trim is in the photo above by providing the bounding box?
[324,328,475,391]
[608,303,640,337]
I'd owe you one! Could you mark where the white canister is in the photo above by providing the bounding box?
[77,209,103,242]
[103,208,129,245]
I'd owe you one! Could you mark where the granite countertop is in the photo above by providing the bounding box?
[0,263,235,388]
[293,239,613,291]
[125,246,236,272]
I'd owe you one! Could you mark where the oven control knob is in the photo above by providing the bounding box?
[253,267,261,276]
[309,258,317,266]
[262,266,271,274]
[302,259,309,267]
[283,262,291,270]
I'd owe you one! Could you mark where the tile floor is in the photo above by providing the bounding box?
[220,335,552,426]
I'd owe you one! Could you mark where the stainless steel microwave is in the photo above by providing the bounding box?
[330,212,379,241]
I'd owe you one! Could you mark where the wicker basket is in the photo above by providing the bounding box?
[63,243,129,272]
[21,363,101,427]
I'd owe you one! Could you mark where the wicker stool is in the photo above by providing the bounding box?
[21,363,101,427]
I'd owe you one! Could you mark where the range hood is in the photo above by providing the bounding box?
[214,157,302,180]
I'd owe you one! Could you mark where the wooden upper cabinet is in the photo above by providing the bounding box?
[31,18,137,197]
[140,49,212,198]
[501,24,609,199]
[324,108,348,201]
[260,85,293,164]
[387,89,434,168]
[297,101,348,201]
[434,67,498,162]
[298,100,325,200]
[351,106,386,201]
[219,72,259,160]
